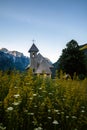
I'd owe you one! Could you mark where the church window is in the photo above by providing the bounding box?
[32,52,35,57]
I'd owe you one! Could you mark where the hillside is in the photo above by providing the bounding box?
[79,43,87,55]
[0,48,29,71]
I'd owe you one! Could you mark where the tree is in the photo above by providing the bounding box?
[59,40,86,78]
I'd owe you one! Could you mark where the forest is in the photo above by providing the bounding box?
[0,69,87,130]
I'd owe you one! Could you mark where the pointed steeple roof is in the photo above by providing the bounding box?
[28,43,39,52]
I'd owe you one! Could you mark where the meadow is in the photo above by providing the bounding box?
[0,70,87,130]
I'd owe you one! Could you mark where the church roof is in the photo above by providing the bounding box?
[35,59,51,74]
[28,43,39,52]
[37,53,43,63]
[37,53,53,68]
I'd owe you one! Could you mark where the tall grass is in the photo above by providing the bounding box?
[0,70,87,130]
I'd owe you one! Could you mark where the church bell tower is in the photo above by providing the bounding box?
[28,42,39,72]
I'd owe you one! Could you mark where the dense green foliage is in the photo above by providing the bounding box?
[58,40,87,78]
[0,70,87,130]
[79,43,87,74]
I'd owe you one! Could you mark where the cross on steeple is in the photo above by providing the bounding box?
[32,39,35,44]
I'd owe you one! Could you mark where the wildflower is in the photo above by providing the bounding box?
[34,105,38,108]
[34,127,43,130]
[24,109,28,113]
[14,86,18,88]
[48,109,51,113]
[48,116,52,120]
[62,98,65,101]
[33,94,37,97]
[14,94,20,98]
[26,83,30,85]
[48,92,53,95]
[39,87,42,90]
[66,116,69,119]
[81,110,85,113]
[28,112,34,116]
[0,123,6,130]
[32,120,38,126]
[42,90,46,93]
[12,102,20,106]
[52,120,59,125]
[29,97,33,100]
[54,109,59,113]
[34,128,38,130]
[7,107,13,111]
[57,112,60,115]
[72,116,77,119]
[61,111,64,114]
[37,127,43,130]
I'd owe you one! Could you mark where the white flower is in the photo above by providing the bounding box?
[61,111,64,114]
[72,116,77,119]
[48,116,52,119]
[66,116,69,119]
[48,92,53,95]
[39,87,42,90]
[52,120,59,125]
[34,128,38,130]
[0,126,6,130]
[42,90,46,93]
[34,127,43,130]
[62,98,65,101]
[0,123,6,130]
[54,109,59,113]
[26,83,30,85]
[57,112,60,115]
[14,86,18,88]
[33,94,37,96]
[34,105,38,108]
[12,102,20,106]
[24,109,28,113]
[29,97,33,100]
[28,112,34,116]
[48,109,51,113]
[81,110,85,113]
[14,94,20,98]
[7,107,13,111]
[37,127,43,130]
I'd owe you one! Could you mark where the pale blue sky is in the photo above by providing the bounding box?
[0,0,87,62]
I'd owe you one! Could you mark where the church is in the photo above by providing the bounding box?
[27,43,53,77]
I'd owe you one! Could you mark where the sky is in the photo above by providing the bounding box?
[0,0,87,62]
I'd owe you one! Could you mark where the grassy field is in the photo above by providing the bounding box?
[0,70,87,130]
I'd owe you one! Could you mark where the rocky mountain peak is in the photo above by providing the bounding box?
[0,48,9,53]
[0,48,29,71]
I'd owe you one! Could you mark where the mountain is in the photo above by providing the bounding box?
[0,48,29,71]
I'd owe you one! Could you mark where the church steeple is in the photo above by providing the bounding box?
[28,41,39,72]
[28,41,39,53]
